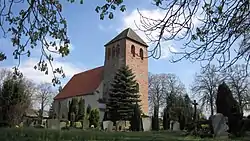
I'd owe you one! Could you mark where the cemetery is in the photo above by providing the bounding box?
[1,80,250,141]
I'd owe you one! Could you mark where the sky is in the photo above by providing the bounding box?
[0,0,208,97]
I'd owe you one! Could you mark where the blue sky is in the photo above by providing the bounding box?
[0,0,203,94]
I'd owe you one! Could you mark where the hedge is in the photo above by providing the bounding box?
[0,128,183,141]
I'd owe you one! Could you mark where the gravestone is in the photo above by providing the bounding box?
[173,121,180,131]
[142,117,152,131]
[47,119,60,130]
[211,113,229,138]
[216,82,242,136]
[170,120,175,130]
[116,120,126,131]
[82,119,89,129]
[60,122,67,129]
[103,120,113,131]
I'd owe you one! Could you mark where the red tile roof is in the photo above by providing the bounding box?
[54,66,104,100]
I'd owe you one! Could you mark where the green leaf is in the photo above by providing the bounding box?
[95,6,100,13]
[217,5,223,14]
[80,0,84,4]
[191,35,197,41]
[108,12,114,19]
[120,5,126,12]
[100,13,105,20]
[154,0,162,6]
[111,5,116,10]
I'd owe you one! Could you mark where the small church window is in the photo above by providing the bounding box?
[116,45,120,57]
[107,48,111,60]
[112,46,115,58]
[131,45,135,57]
[139,48,143,60]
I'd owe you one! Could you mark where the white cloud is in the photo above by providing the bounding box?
[18,58,85,84]
[98,24,114,31]
[161,42,178,59]
[118,7,203,59]
[1,57,86,86]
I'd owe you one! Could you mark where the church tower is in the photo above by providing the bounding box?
[103,28,149,115]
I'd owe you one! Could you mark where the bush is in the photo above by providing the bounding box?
[89,108,100,128]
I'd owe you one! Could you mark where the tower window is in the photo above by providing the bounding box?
[131,45,135,57]
[139,48,143,60]
[107,48,111,60]
[112,46,115,58]
[116,45,120,57]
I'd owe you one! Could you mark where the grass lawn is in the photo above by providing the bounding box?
[0,128,250,141]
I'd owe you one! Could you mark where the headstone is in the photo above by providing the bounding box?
[103,120,113,131]
[170,120,174,130]
[173,121,180,131]
[216,82,242,135]
[116,120,126,131]
[82,119,89,129]
[47,119,60,130]
[211,113,229,138]
[142,117,152,131]
[60,122,67,129]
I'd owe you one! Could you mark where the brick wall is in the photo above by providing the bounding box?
[103,38,149,115]
[125,39,149,115]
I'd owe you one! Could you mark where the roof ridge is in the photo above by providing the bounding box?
[104,28,148,47]
[74,66,104,76]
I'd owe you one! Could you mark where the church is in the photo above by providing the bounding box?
[53,28,149,121]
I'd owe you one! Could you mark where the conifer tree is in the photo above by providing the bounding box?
[106,65,141,123]
[68,97,78,126]
[77,98,85,121]
[131,103,142,131]
[163,107,170,130]
[152,106,159,131]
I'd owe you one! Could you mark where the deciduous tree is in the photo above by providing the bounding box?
[133,0,250,71]
[35,82,55,121]
[0,74,33,127]
[148,73,166,115]
[223,64,250,114]
[191,65,222,116]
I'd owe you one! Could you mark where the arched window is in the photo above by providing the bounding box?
[131,45,135,57]
[116,45,120,57]
[112,46,115,58]
[139,48,143,60]
[107,48,111,60]
[136,83,139,92]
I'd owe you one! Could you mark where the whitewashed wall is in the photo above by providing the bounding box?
[53,81,105,121]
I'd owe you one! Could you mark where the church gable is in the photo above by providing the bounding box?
[54,66,104,100]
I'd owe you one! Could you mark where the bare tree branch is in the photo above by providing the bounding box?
[191,64,223,116]
[136,0,250,71]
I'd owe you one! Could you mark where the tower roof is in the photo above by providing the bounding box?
[105,28,148,47]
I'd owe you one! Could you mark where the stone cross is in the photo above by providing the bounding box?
[192,100,198,122]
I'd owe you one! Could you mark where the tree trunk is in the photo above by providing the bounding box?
[237,90,243,115]
[210,93,214,116]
